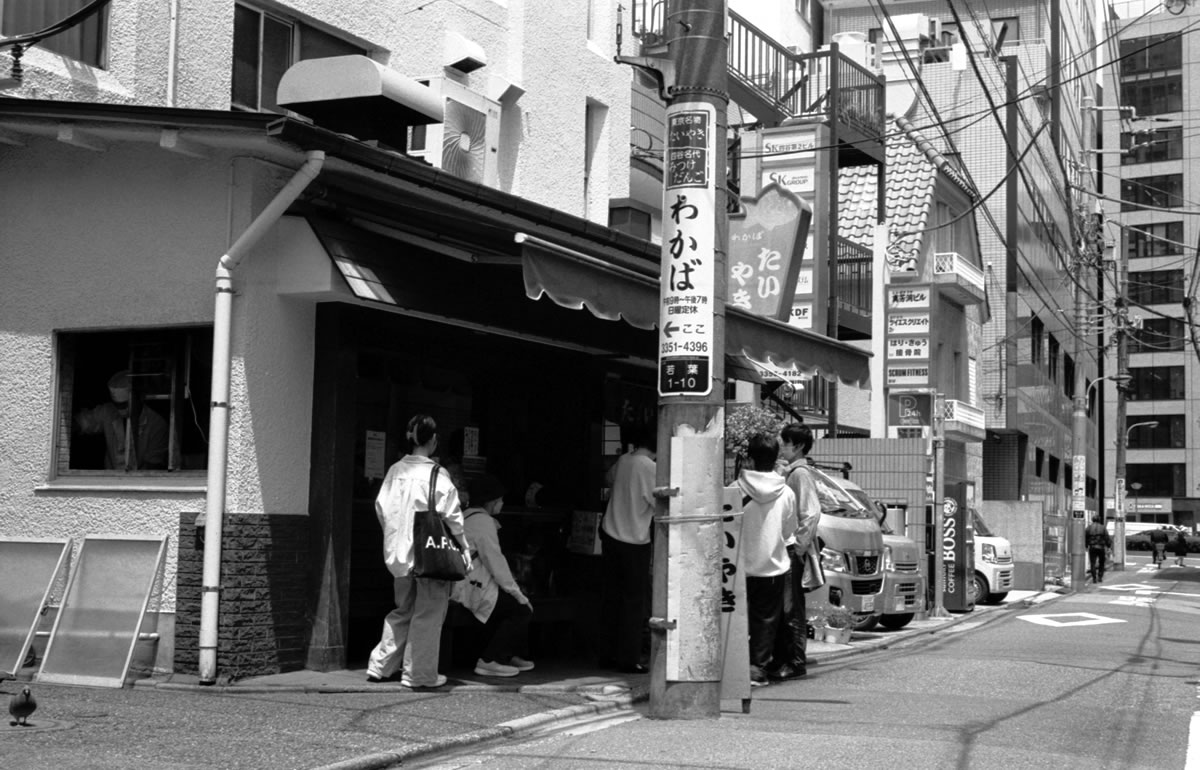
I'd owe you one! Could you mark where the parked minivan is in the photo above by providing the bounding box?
[970,509,1013,604]
[805,464,885,627]
[839,478,926,630]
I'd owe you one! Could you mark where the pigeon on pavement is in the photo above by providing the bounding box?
[9,686,36,726]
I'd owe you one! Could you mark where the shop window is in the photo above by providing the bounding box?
[1121,174,1183,212]
[1122,127,1183,165]
[1126,221,1183,259]
[1127,366,1185,400]
[1,0,108,68]
[55,327,213,475]
[1129,269,1184,305]
[232,3,367,113]
[1126,463,1185,498]
[1129,317,1185,353]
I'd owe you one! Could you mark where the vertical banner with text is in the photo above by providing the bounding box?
[659,103,717,397]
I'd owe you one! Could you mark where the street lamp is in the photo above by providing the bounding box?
[1125,420,1159,448]
[1113,420,1155,570]
[1129,481,1143,518]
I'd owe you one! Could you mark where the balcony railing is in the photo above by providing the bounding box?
[629,1,884,135]
[943,398,986,441]
[835,236,872,317]
[933,251,986,305]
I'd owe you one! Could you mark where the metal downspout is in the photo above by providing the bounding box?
[199,150,325,684]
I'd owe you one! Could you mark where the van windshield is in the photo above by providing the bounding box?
[971,509,993,537]
[844,488,889,527]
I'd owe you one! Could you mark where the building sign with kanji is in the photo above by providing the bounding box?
[727,183,811,321]
[884,283,932,385]
[659,103,716,396]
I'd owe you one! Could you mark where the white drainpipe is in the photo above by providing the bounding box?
[199,150,325,684]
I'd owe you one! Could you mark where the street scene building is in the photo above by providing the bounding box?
[0,0,1195,703]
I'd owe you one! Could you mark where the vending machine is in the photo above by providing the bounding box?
[941,483,975,612]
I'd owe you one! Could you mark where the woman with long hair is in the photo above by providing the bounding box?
[366,414,468,688]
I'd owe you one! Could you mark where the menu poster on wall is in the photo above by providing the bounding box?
[364,430,386,479]
[727,184,812,321]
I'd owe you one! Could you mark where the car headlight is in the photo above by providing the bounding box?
[821,546,849,573]
[980,543,997,563]
[882,544,894,572]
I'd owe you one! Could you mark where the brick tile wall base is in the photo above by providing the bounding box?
[175,513,309,680]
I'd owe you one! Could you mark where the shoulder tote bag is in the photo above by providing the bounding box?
[411,465,469,581]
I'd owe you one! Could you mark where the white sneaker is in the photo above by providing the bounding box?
[474,659,520,677]
[400,673,447,688]
[508,656,535,671]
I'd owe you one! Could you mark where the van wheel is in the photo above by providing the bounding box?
[879,613,913,630]
[852,614,878,631]
[969,573,988,605]
[986,592,1008,604]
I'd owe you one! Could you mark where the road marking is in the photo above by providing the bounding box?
[1018,612,1126,627]
[1111,596,1157,607]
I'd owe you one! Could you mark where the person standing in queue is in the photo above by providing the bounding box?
[739,432,798,687]
[366,414,467,688]
[774,422,822,680]
[451,474,536,678]
[599,425,657,674]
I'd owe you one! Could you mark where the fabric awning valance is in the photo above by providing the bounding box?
[517,234,871,389]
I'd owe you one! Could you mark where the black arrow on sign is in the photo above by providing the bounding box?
[664,322,680,338]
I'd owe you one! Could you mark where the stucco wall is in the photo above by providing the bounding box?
[0,139,318,614]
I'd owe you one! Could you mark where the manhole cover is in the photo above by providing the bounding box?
[1,718,74,734]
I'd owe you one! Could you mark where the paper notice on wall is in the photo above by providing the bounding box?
[365,430,386,479]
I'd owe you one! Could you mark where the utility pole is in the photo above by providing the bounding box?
[1112,228,1131,570]
[1069,95,1095,589]
[931,391,949,617]
[647,0,728,720]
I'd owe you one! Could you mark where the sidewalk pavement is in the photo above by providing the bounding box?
[2,589,1064,770]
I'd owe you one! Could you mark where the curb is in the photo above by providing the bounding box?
[309,689,646,770]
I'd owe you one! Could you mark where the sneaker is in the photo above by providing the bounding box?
[474,659,520,677]
[507,656,536,672]
[400,673,448,688]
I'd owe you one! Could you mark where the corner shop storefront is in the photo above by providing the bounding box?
[272,120,871,671]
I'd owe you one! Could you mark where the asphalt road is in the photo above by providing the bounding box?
[409,556,1200,770]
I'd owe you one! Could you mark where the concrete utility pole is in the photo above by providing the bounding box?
[1112,230,1131,570]
[1069,96,1094,589]
[648,0,729,719]
[931,392,949,617]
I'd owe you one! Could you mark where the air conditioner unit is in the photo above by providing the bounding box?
[411,78,501,187]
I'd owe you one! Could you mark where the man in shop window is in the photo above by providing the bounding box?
[74,370,169,470]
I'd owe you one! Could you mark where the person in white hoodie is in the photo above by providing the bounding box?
[366,414,468,689]
[738,432,799,686]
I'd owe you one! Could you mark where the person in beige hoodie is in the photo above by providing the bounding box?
[737,433,798,686]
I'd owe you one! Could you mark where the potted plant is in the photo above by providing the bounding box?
[811,604,855,645]
[724,404,782,484]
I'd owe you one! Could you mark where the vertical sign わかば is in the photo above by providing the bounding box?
[659,104,716,397]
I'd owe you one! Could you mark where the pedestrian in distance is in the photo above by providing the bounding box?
[1172,531,1188,567]
[738,432,798,687]
[773,422,822,680]
[366,414,469,688]
[450,474,536,678]
[1084,514,1112,584]
[598,425,657,675]
[1149,527,1169,568]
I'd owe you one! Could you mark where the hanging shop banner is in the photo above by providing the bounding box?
[727,184,812,321]
[788,301,814,329]
[659,102,716,397]
[887,336,930,360]
[719,485,751,710]
[886,364,930,387]
[888,391,933,429]
[887,312,931,336]
[887,285,931,309]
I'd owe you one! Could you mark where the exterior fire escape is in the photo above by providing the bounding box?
[627,2,886,342]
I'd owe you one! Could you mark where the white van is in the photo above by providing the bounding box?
[970,510,1014,604]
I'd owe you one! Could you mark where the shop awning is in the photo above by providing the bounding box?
[517,233,871,389]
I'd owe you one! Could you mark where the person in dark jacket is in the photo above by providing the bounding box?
[1085,515,1112,583]
[1172,531,1189,567]
[1149,527,1170,568]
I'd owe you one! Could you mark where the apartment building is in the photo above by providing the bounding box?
[1101,2,1200,532]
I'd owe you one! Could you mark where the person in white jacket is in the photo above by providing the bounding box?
[738,432,798,687]
[366,414,467,688]
[451,474,535,677]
